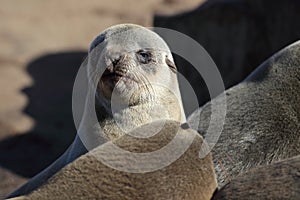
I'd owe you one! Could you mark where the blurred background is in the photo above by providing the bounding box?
[1,0,300,198]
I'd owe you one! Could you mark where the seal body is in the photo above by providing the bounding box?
[212,155,300,200]
[188,40,300,187]
[9,121,217,200]
[8,24,186,198]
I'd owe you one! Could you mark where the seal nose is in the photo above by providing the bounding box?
[103,54,128,75]
[111,54,127,67]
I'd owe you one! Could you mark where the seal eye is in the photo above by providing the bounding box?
[137,50,152,64]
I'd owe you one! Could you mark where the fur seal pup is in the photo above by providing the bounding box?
[188,40,300,187]
[8,24,186,198]
[212,155,300,200]
[8,121,217,200]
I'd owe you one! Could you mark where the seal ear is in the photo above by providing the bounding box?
[165,56,177,73]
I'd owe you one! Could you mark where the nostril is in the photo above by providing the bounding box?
[119,54,127,61]
[112,58,119,66]
[112,54,127,66]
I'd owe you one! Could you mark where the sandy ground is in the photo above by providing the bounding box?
[0,0,204,198]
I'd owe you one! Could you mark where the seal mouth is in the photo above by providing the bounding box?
[98,63,157,105]
[102,70,126,82]
[101,65,139,84]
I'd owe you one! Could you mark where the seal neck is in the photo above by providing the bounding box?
[78,84,185,150]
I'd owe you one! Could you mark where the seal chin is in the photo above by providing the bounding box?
[98,79,154,108]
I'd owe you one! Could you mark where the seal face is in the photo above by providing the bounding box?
[98,48,165,105]
[87,24,185,123]
[86,25,185,142]
[92,26,184,139]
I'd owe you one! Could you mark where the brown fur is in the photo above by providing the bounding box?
[10,121,217,200]
[213,155,300,200]
[188,40,300,186]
